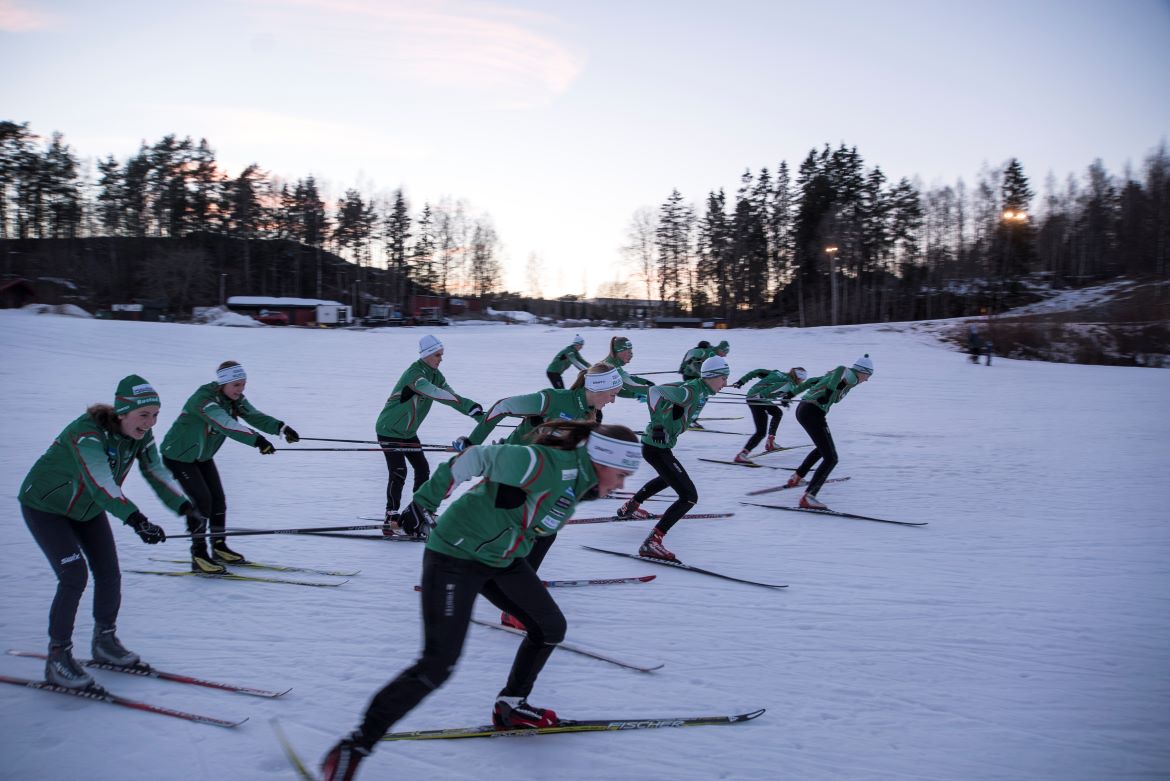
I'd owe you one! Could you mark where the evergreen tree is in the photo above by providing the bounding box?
[383,188,412,304]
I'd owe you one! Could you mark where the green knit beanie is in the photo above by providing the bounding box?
[612,337,633,353]
[113,374,161,414]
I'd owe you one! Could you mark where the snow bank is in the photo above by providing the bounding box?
[20,303,93,318]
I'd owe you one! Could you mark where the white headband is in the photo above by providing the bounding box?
[586,432,642,472]
[584,368,622,392]
[216,365,247,384]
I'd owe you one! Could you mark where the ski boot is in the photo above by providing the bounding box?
[192,543,227,574]
[500,612,526,631]
[492,696,558,729]
[638,529,676,561]
[800,492,828,510]
[91,624,141,667]
[784,472,803,489]
[616,499,651,520]
[211,540,246,564]
[321,732,371,781]
[733,449,753,464]
[45,643,96,690]
[764,435,781,452]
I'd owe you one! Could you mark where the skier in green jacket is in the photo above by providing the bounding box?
[601,336,655,403]
[616,355,730,561]
[19,375,196,690]
[320,421,642,781]
[544,334,589,389]
[161,360,298,573]
[459,363,623,449]
[454,362,625,629]
[376,334,483,534]
[685,340,728,430]
[785,354,874,509]
[730,366,813,463]
[678,340,711,380]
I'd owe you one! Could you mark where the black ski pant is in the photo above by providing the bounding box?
[164,457,227,552]
[631,444,698,536]
[793,402,838,496]
[379,435,430,514]
[357,549,565,748]
[546,371,565,389]
[23,506,121,647]
[744,403,783,451]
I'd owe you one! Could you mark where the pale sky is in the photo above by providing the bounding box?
[3,0,1169,297]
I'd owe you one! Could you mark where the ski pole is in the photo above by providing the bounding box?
[171,524,384,540]
[274,446,453,452]
[297,437,453,449]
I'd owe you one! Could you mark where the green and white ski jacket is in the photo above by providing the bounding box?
[161,382,284,463]
[602,352,653,401]
[641,378,715,450]
[465,387,594,446]
[545,344,589,375]
[20,413,189,522]
[417,443,599,568]
[798,366,862,413]
[376,360,481,439]
[735,369,817,401]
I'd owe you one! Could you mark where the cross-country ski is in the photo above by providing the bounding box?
[149,557,359,577]
[746,476,851,496]
[740,502,928,526]
[0,675,247,728]
[379,708,766,741]
[581,547,787,589]
[414,574,655,590]
[470,618,664,673]
[565,511,735,525]
[5,650,289,697]
[127,569,350,587]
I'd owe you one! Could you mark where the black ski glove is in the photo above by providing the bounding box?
[732,381,744,389]
[255,434,276,455]
[126,512,166,544]
[399,502,433,538]
[281,425,300,444]
[650,425,667,444]
[466,403,483,418]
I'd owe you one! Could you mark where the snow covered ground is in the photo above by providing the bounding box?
[1,310,1168,781]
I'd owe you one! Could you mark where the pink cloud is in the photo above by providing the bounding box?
[0,0,56,32]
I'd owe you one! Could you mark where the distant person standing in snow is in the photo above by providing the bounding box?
[19,375,194,690]
[162,361,299,573]
[616,355,730,561]
[967,324,991,366]
[678,340,711,380]
[785,355,874,509]
[319,421,642,781]
[376,335,483,535]
[730,366,813,463]
[545,334,589,389]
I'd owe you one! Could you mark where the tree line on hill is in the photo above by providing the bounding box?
[620,145,1169,325]
[2,119,1167,325]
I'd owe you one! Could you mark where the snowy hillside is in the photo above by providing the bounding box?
[1,310,1168,781]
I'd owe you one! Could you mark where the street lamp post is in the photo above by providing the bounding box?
[825,245,840,325]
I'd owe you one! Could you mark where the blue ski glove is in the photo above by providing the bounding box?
[451,436,472,453]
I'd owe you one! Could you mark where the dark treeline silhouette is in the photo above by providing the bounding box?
[0,121,502,309]
[2,120,1167,322]
[635,143,1169,325]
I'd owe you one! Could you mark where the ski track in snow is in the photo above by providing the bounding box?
[1,310,1168,781]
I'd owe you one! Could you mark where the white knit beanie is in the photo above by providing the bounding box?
[419,334,443,358]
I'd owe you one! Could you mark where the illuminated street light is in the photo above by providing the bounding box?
[826,246,840,326]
